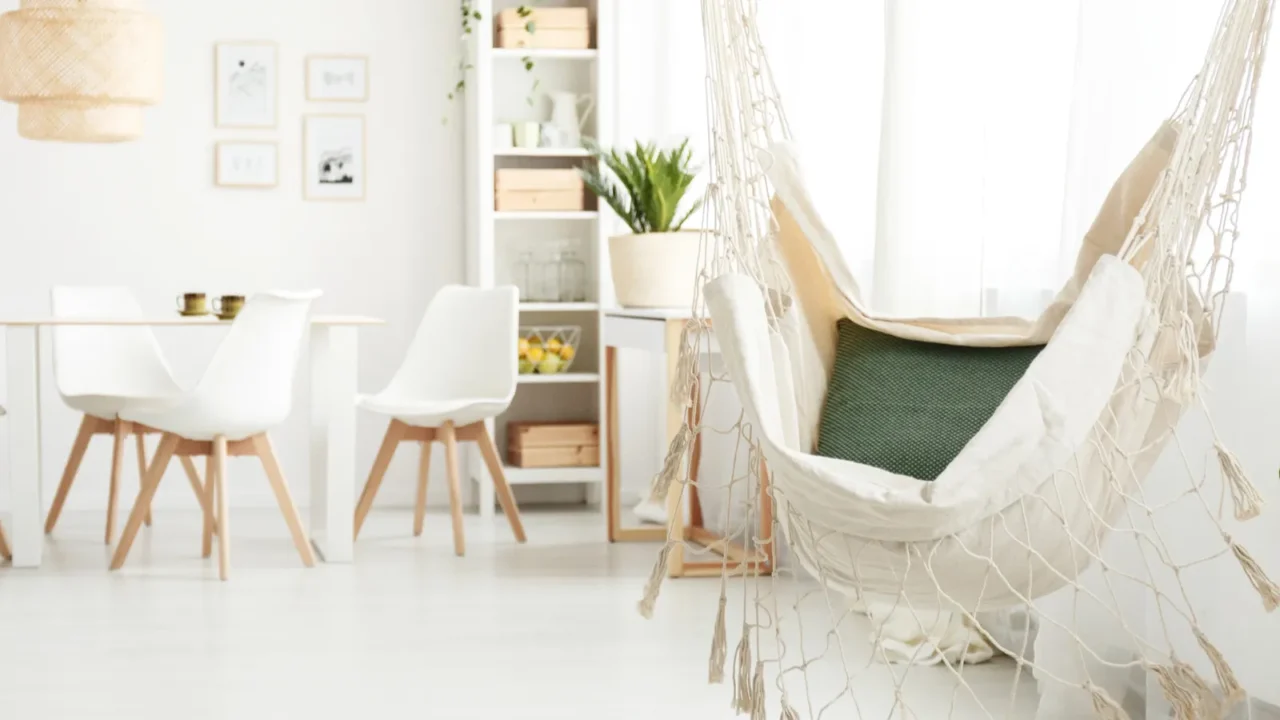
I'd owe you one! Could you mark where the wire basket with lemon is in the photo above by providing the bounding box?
[518,326,581,375]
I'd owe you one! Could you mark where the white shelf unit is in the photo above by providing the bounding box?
[495,147,593,158]
[495,210,598,221]
[492,47,599,60]
[519,301,599,312]
[517,372,601,384]
[465,0,614,516]
[504,465,604,485]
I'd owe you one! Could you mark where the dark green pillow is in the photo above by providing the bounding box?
[816,319,1044,481]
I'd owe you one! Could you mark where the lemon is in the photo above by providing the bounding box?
[518,337,530,358]
[546,337,563,353]
[537,354,563,374]
[527,346,545,363]
[518,359,535,374]
[559,344,575,362]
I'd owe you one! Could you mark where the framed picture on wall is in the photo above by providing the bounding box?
[215,41,278,128]
[306,55,369,102]
[215,141,279,188]
[304,115,366,201]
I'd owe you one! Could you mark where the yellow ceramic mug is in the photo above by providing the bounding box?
[214,295,245,319]
[177,293,208,315]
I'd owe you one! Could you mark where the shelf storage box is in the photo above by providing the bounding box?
[495,168,585,211]
[495,7,590,49]
[507,421,600,468]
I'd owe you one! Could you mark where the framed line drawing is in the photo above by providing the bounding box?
[307,55,369,102]
[215,141,279,188]
[304,114,366,201]
[215,41,278,128]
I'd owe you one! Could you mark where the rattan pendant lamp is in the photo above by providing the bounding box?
[0,0,162,142]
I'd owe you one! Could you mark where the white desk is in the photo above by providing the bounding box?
[2,314,383,568]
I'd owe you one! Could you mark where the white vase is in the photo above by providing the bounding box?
[608,231,701,308]
[548,91,594,148]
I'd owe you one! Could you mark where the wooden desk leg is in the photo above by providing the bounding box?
[687,373,704,530]
[606,345,620,542]
[760,458,774,572]
[665,319,687,577]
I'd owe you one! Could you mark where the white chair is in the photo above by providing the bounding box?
[109,290,320,580]
[353,285,526,556]
[0,404,7,561]
[45,286,209,544]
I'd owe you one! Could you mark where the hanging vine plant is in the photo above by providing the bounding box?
[445,1,542,122]
[443,1,482,122]
[516,4,541,106]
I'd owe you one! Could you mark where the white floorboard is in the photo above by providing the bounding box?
[0,509,1035,719]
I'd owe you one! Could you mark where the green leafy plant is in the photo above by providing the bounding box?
[580,138,703,234]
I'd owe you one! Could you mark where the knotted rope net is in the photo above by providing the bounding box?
[639,0,1280,717]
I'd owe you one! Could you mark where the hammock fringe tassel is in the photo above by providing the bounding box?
[637,543,673,620]
[1086,682,1131,720]
[1194,627,1244,710]
[1153,662,1220,720]
[750,661,766,720]
[670,327,698,407]
[709,591,728,684]
[1228,535,1280,612]
[1215,441,1263,520]
[651,425,693,502]
[733,625,753,715]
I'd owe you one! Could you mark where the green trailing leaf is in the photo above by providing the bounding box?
[581,138,702,234]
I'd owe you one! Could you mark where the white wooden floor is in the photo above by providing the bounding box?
[0,508,1036,719]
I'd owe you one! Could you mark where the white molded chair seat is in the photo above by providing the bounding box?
[353,285,526,555]
[45,286,205,544]
[110,290,321,580]
[357,396,510,429]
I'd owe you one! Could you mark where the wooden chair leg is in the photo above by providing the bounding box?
[110,433,178,570]
[353,420,407,540]
[475,424,526,544]
[214,436,230,581]
[252,434,315,568]
[0,520,10,560]
[104,419,131,545]
[413,440,432,537]
[440,421,465,557]
[44,415,95,534]
[180,456,210,517]
[136,433,153,527]
[202,454,216,559]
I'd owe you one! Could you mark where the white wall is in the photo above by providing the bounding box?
[0,0,469,515]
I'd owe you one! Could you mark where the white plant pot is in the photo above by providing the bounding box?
[608,231,701,309]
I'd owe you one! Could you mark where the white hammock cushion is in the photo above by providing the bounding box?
[705,260,1174,608]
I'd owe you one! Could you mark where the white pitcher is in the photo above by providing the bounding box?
[548,91,594,148]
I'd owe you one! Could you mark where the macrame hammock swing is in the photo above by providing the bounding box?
[639,0,1280,717]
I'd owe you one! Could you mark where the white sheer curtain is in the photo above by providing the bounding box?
[753,0,1220,318]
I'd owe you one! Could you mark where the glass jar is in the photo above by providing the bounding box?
[512,251,534,301]
[557,248,587,302]
[535,248,559,302]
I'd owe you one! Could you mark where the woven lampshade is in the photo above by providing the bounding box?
[0,0,162,142]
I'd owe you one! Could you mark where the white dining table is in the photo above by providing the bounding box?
[2,314,383,568]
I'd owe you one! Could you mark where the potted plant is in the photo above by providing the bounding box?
[581,139,703,308]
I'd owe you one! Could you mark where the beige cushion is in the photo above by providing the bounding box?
[770,121,1178,353]
[1031,121,1178,336]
